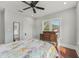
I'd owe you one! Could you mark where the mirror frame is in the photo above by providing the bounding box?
[13,21,20,42]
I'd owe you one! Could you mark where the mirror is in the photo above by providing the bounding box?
[13,22,20,42]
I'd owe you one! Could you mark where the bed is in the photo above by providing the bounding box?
[0,39,58,58]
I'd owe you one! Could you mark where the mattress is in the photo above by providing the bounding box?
[0,39,57,58]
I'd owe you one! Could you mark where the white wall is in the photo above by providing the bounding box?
[1,8,35,43]
[77,2,79,46]
[1,7,35,43]
[35,7,77,49]
[0,8,5,44]
[58,7,77,49]
[23,17,35,40]
[34,19,42,39]
[5,9,24,43]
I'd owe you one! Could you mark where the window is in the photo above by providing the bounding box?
[42,18,60,37]
[51,19,60,33]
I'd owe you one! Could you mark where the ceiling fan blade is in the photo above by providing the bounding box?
[33,1,39,6]
[35,6,45,10]
[18,10,23,13]
[32,7,36,13]
[22,1,31,6]
[23,7,31,10]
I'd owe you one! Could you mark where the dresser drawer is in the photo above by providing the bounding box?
[40,31,57,42]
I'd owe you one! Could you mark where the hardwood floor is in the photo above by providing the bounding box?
[57,46,78,58]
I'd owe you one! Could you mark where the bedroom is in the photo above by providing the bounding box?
[0,1,78,58]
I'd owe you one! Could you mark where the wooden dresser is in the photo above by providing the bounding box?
[40,31,57,43]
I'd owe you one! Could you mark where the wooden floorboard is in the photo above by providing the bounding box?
[57,46,78,58]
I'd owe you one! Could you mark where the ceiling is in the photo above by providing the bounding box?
[0,1,77,18]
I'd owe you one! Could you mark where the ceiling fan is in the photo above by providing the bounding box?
[21,1,45,13]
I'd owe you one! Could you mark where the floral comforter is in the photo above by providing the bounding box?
[0,39,57,58]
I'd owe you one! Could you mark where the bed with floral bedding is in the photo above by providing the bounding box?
[0,39,58,58]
